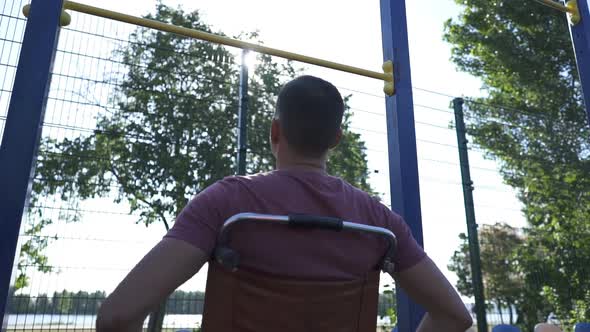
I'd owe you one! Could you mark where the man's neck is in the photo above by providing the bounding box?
[276,157,326,173]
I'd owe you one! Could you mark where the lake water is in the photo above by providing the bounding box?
[5,314,395,329]
[5,314,203,329]
[6,312,514,329]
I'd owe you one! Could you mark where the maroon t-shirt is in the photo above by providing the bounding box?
[165,169,426,280]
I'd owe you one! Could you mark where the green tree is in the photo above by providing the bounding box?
[448,224,525,325]
[378,284,397,329]
[51,290,73,315]
[445,0,590,329]
[9,293,33,314]
[70,290,88,315]
[35,294,51,314]
[448,233,474,299]
[83,291,106,314]
[327,97,375,194]
[18,3,375,293]
[479,224,524,324]
[165,290,205,314]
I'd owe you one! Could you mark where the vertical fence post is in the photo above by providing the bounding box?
[379,0,425,331]
[569,0,590,126]
[237,49,250,176]
[453,98,488,332]
[0,0,64,320]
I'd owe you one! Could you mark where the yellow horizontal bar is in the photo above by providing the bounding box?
[62,1,389,82]
[532,0,574,13]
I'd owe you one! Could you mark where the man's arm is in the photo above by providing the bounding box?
[393,256,473,332]
[96,238,208,332]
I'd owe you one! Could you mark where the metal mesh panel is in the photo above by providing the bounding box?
[0,0,29,144]
[3,3,237,330]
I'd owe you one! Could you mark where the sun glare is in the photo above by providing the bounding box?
[242,51,257,71]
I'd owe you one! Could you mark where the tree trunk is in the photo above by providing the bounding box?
[508,302,514,325]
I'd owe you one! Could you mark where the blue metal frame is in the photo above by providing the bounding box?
[569,0,590,126]
[0,0,64,319]
[379,0,425,331]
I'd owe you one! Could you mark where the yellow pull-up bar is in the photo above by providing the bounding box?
[23,1,395,95]
[532,0,580,24]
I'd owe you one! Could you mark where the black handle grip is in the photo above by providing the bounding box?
[288,214,343,231]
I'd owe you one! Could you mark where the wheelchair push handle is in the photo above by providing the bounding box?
[214,213,397,274]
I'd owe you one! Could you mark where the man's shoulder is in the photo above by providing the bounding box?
[204,172,278,195]
[218,171,277,185]
[338,181,401,221]
[334,176,381,203]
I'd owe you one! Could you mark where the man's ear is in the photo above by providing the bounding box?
[330,128,343,149]
[270,119,281,144]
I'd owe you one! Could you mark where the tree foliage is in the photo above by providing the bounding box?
[17,4,375,289]
[379,283,398,329]
[7,288,395,318]
[7,288,107,315]
[448,233,474,299]
[448,224,524,325]
[479,223,524,321]
[445,0,590,329]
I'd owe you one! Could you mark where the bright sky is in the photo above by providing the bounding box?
[2,0,526,298]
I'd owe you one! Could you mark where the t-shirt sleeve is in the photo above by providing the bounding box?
[164,179,236,256]
[382,206,427,272]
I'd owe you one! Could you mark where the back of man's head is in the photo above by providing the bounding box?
[275,76,344,158]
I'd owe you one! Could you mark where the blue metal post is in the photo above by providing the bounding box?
[379,0,425,331]
[0,0,63,319]
[569,0,590,126]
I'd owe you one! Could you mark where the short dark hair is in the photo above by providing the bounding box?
[275,76,344,157]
